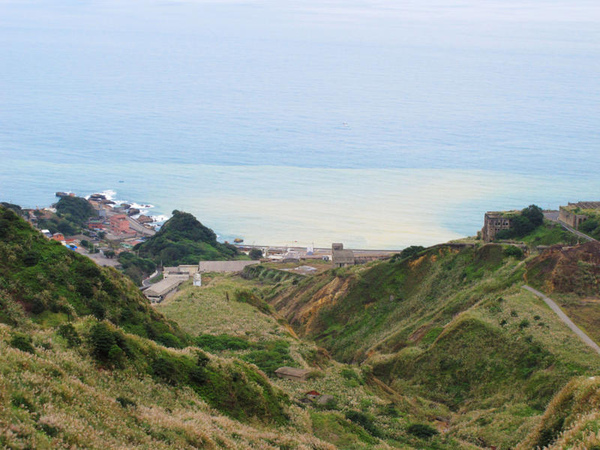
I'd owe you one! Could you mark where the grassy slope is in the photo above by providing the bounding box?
[157,275,289,340]
[525,241,600,345]
[517,376,600,450]
[157,272,475,449]
[0,207,184,344]
[0,323,332,449]
[0,209,323,448]
[269,243,600,448]
[518,220,579,246]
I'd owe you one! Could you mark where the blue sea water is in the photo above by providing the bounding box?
[1,0,599,248]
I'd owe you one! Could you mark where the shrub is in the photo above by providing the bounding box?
[504,245,524,258]
[406,423,438,439]
[157,332,183,349]
[241,340,295,375]
[89,321,132,366]
[195,334,251,352]
[11,393,35,412]
[249,248,263,260]
[116,396,137,408]
[10,333,35,354]
[57,323,82,347]
[345,410,381,437]
[341,368,363,386]
[152,355,178,384]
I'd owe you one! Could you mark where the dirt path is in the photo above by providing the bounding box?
[523,285,600,355]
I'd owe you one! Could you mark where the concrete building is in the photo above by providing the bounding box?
[481,212,515,242]
[559,202,600,230]
[110,214,130,234]
[198,260,260,273]
[144,277,186,303]
[162,268,190,281]
[331,243,355,268]
[274,367,310,382]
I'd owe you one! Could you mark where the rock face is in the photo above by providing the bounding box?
[128,208,141,216]
[526,241,600,296]
[137,215,154,224]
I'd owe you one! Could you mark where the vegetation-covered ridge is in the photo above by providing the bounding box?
[134,210,241,266]
[0,206,184,344]
[269,242,600,448]
[0,207,316,448]
[36,196,96,236]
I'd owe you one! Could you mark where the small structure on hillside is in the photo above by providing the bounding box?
[559,202,600,230]
[481,212,516,242]
[331,243,355,268]
[144,277,185,303]
[51,232,65,242]
[305,390,321,400]
[193,272,202,287]
[274,367,310,382]
[317,394,335,405]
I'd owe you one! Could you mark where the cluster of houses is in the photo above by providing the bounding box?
[86,193,156,240]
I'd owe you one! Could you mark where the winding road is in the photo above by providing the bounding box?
[522,285,600,355]
[543,212,597,243]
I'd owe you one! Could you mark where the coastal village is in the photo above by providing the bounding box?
[15,192,397,302]
[17,192,600,307]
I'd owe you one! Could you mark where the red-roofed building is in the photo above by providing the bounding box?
[110,215,130,234]
[305,391,321,400]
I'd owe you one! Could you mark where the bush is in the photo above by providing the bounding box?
[504,245,524,259]
[152,355,178,384]
[345,410,381,437]
[195,334,251,352]
[249,248,263,260]
[116,396,137,408]
[11,393,35,412]
[89,322,130,366]
[157,332,183,349]
[57,323,82,347]
[341,368,363,386]
[519,319,530,329]
[406,423,439,439]
[391,246,426,262]
[10,333,35,354]
[241,340,295,375]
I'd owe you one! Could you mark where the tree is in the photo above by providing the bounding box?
[522,205,544,227]
[249,248,263,260]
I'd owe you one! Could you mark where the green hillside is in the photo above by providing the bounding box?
[4,201,600,449]
[269,242,600,448]
[0,207,308,448]
[134,210,241,266]
[0,206,184,344]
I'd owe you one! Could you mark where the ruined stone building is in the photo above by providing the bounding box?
[331,243,355,268]
[481,212,515,242]
[559,202,600,230]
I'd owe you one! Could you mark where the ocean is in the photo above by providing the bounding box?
[1,0,599,248]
